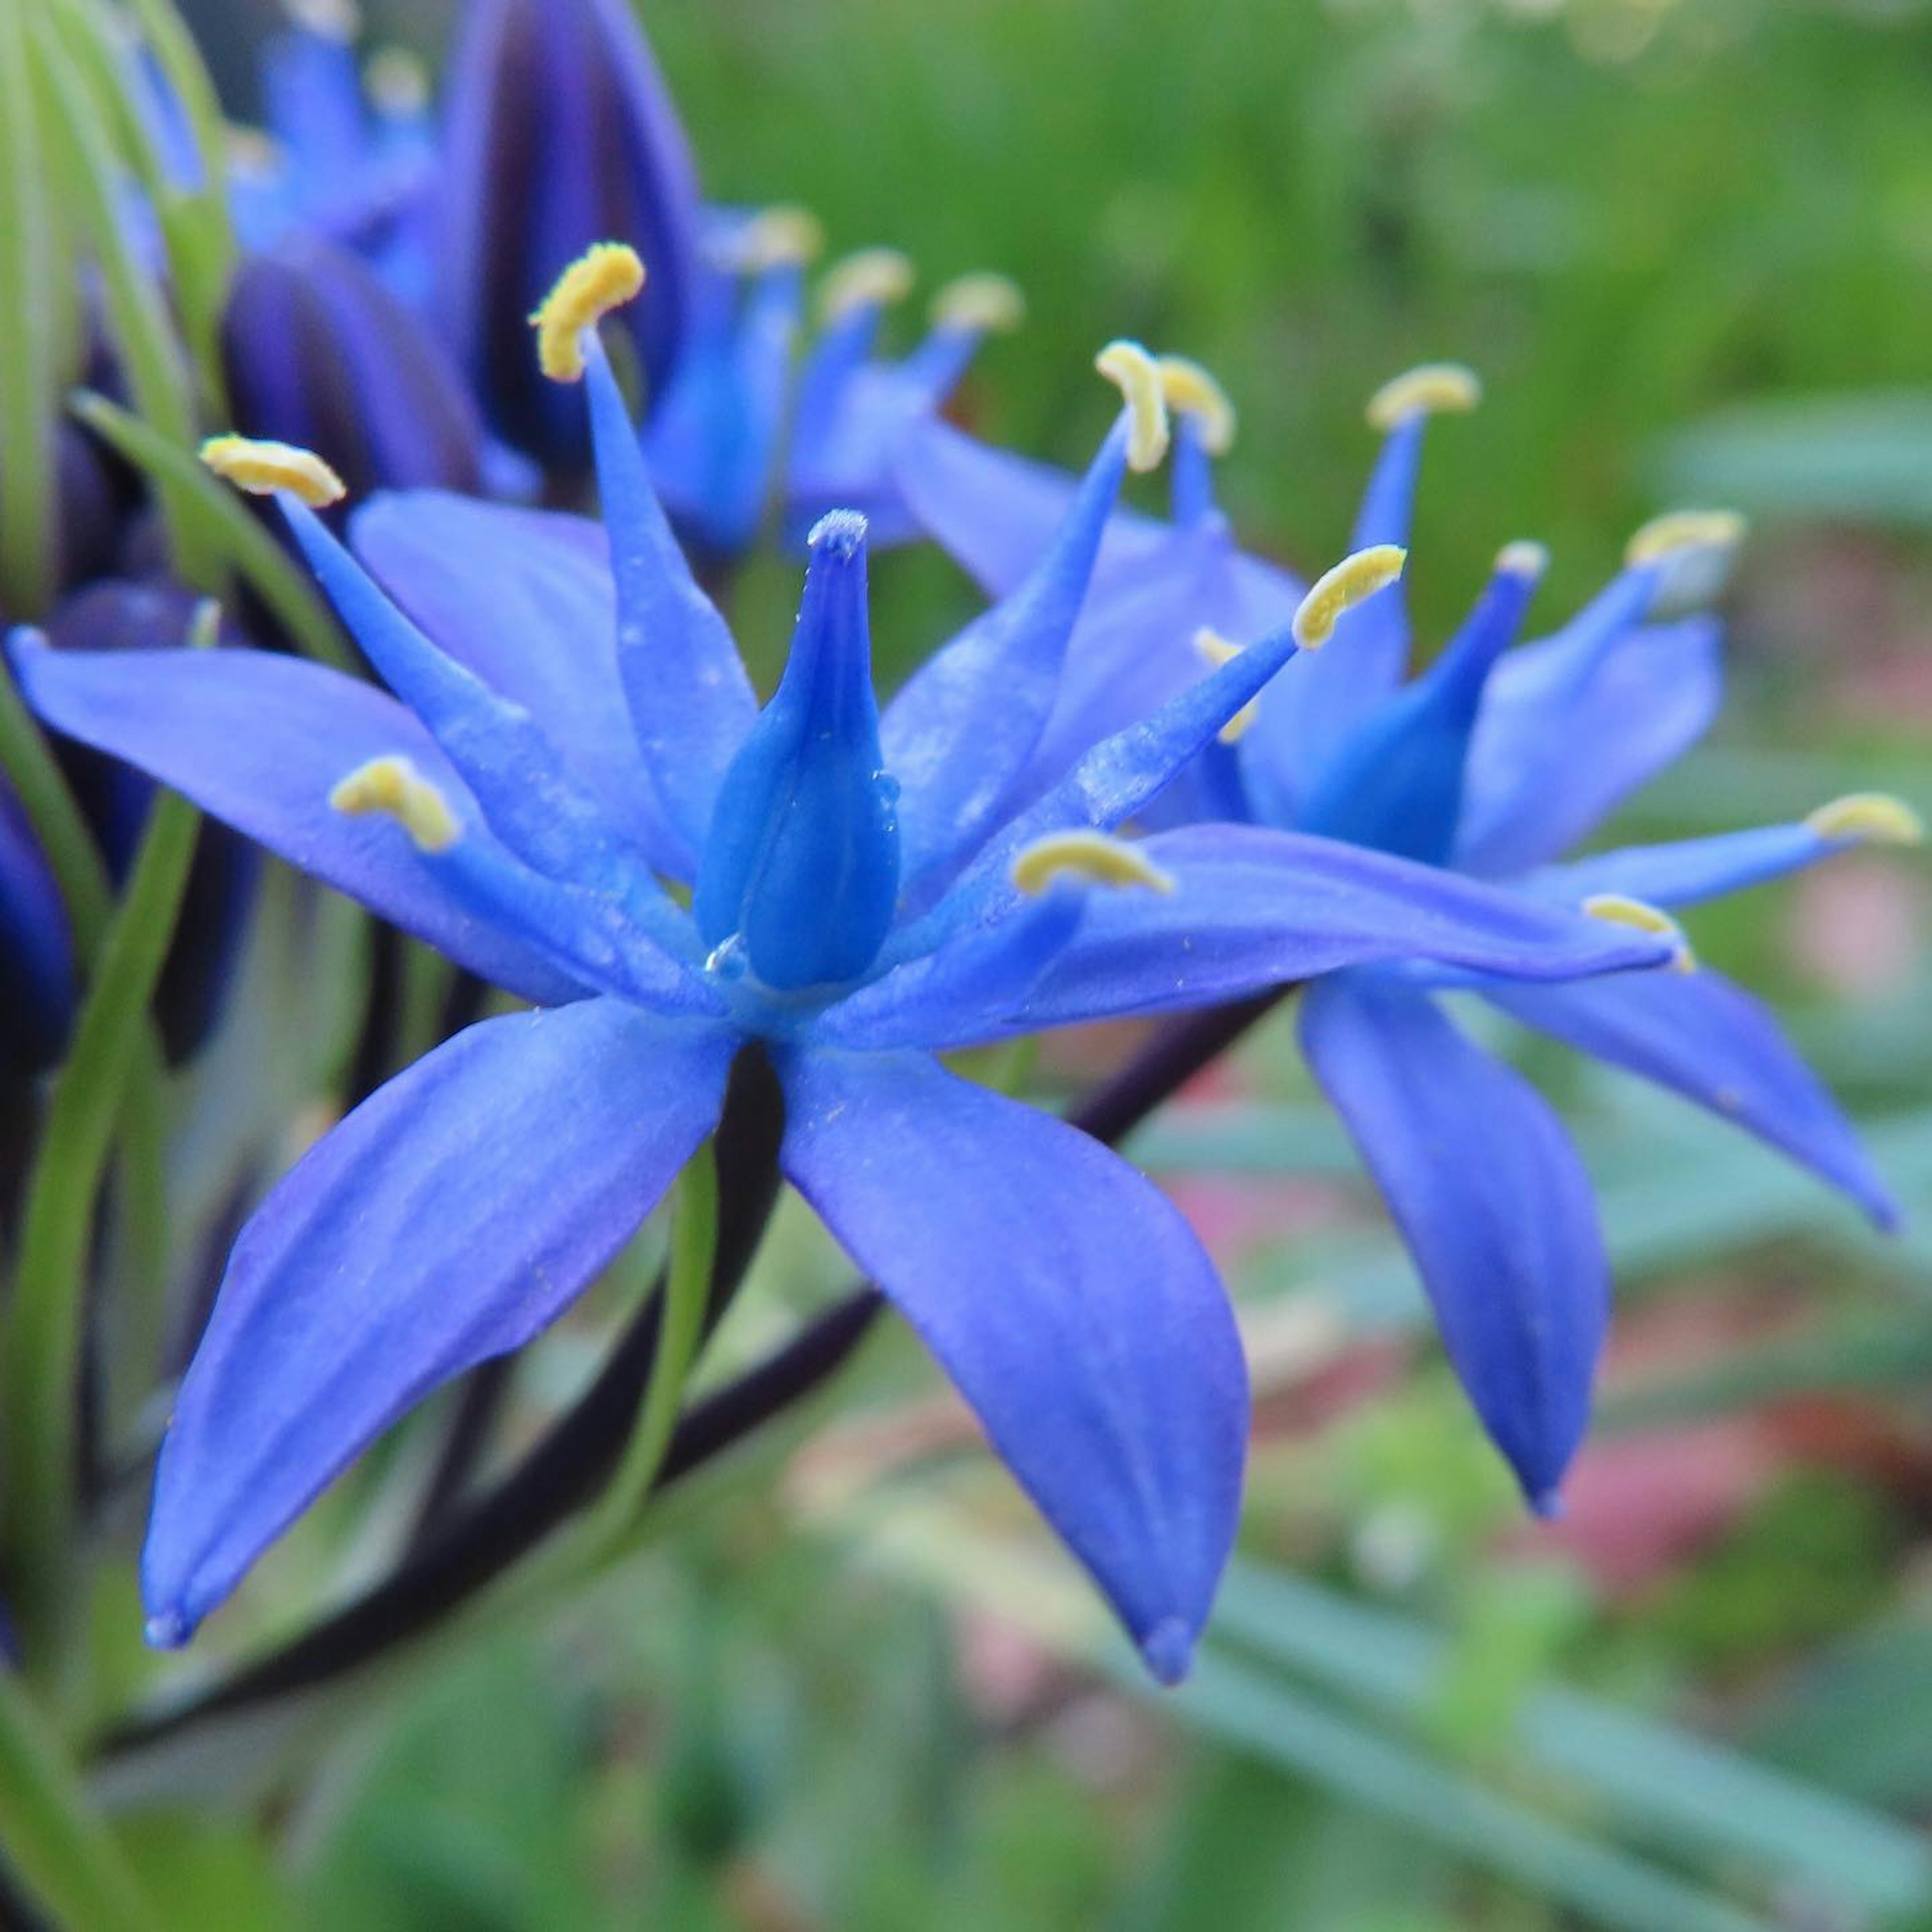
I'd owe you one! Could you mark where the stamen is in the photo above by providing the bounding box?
[329,755,460,853]
[1624,509,1746,566]
[1157,357,1236,456]
[726,205,825,273]
[530,242,647,383]
[1495,539,1550,581]
[819,248,914,320]
[1012,830,1176,898]
[1806,792,1925,846]
[1094,340,1170,473]
[1365,363,1481,432]
[285,0,358,39]
[364,46,429,117]
[931,272,1025,335]
[226,127,282,180]
[1193,629,1260,742]
[200,434,345,507]
[1583,893,1696,973]
[1292,544,1408,650]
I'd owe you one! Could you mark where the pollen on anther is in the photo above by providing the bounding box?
[530,242,647,383]
[1624,509,1747,567]
[286,0,359,41]
[1365,363,1481,432]
[365,46,430,116]
[1158,357,1236,456]
[1292,545,1407,650]
[1806,792,1925,847]
[1012,830,1176,898]
[330,755,460,853]
[721,205,824,273]
[1094,340,1170,473]
[1583,893,1696,973]
[820,248,914,320]
[931,272,1025,335]
[200,434,346,507]
[1495,539,1549,581]
[1194,628,1260,742]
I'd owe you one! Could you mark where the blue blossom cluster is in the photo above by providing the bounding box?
[0,0,1914,1689]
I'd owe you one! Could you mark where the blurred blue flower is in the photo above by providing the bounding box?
[12,261,1672,1670]
[900,360,1909,1509]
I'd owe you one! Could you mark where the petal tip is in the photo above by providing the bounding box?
[1527,1486,1567,1522]
[143,1607,195,1650]
[1140,1615,1196,1686]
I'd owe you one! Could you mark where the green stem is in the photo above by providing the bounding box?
[0,1672,157,1932]
[1,787,201,1681]
[0,0,54,615]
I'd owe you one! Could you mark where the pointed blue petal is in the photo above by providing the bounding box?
[1484,969,1897,1229]
[583,332,757,872]
[1457,589,1721,875]
[777,1045,1248,1679]
[811,894,1083,1050]
[693,515,899,989]
[1522,820,1847,909]
[1299,974,1607,1509]
[1003,824,1673,1036]
[882,419,1132,904]
[282,498,641,894]
[142,1001,735,1644]
[11,635,586,1006]
[352,490,686,873]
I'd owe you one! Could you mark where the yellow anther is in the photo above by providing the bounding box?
[1583,893,1696,973]
[530,243,647,383]
[1292,544,1407,650]
[1806,792,1925,847]
[1194,628,1260,743]
[1495,539,1549,581]
[819,248,914,320]
[199,434,345,507]
[1012,830,1176,898]
[285,0,358,40]
[1625,509,1747,567]
[1157,357,1236,456]
[724,205,825,272]
[364,46,429,117]
[329,756,459,853]
[931,272,1025,335]
[1094,340,1170,474]
[1365,363,1482,432]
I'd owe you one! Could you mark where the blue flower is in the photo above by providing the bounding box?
[12,258,1672,1670]
[438,0,702,468]
[898,359,1911,1509]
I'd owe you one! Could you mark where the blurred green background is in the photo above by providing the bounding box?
[148,2,1932,1927]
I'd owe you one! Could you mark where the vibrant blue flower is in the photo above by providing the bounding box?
[898,360,1909,1509]
[438,0,703,468]
[12,275,1671,1671]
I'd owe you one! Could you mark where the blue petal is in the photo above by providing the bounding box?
[644,258,804,560]
[810,894,1083,1050]
[777,1045,1248,1678]
[1005,823,1674,1035]
[692,514,899,989]
[10,635,587,1006]
[1521,820,1846,909]
[1457,600,1722,876]
[282,499,643,895]
[143,1001,735,1643]
[1299,974,1607,1508]
[352,490,686,873]
[259,24,366,211]
[0,777,75,1075]
[881,419,1132,905]
[584,332,758,873]
[1483,969,1897,1229]
[895,414,1174,601]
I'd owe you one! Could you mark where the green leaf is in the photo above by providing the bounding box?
[0,0,56,613]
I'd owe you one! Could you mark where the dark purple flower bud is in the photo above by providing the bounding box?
[0,775,75,1079]
[438,0,702,469]
[43,582,262,1064]
[222,236,486,499]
